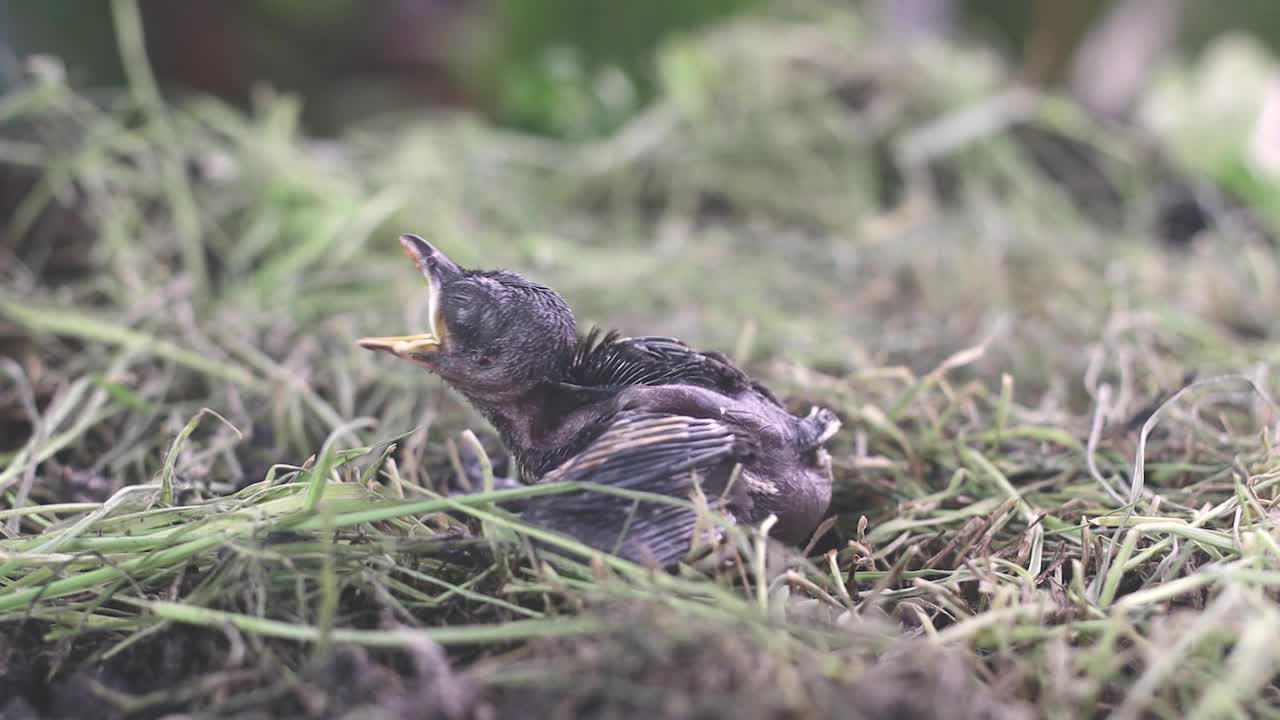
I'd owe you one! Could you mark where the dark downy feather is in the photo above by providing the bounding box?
[566,328,780,405]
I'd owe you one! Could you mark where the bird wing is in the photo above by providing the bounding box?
[520,410,753,566]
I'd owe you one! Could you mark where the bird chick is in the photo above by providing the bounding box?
[360,234,840,565]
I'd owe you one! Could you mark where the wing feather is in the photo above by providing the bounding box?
[521,410,750,566]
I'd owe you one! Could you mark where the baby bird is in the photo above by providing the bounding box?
[360,234,840,565]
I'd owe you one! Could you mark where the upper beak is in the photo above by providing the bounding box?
[358,234,459,358]
[398,233,462,281]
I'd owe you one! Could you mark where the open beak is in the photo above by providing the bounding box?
[358,234,460,359]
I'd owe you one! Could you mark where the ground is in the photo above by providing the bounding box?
[3,4,1280,719]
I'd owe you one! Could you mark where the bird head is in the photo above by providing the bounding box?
[359,234,576,401]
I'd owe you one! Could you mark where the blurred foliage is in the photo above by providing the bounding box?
[1138,33,1280,230]
[0,1,121,89]
[6,0,1280,138]
[1182,2,1280,55]
[480,0,761,137]
[0,0,761,137]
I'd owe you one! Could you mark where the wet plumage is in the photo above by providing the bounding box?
[360,234,840,566]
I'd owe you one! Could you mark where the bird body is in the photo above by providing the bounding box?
[360,235,839,565]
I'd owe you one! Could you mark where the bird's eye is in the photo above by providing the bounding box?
[443,282,503,342]
[475,355,493,368]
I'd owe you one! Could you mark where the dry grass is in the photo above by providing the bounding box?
[3,1,1280,718]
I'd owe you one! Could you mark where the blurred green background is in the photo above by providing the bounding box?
[5,0,1280,137]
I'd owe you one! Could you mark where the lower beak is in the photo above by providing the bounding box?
[357,333,441,356]
[360,234,453,359]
